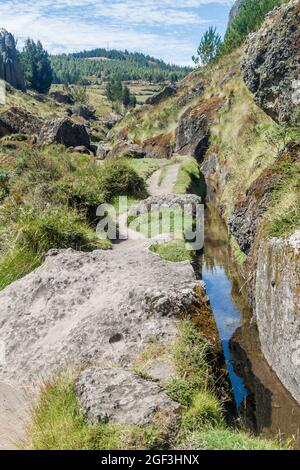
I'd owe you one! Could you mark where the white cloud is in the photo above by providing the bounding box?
[0,0,234,64]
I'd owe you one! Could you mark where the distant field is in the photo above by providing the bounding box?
[51,81,162,117]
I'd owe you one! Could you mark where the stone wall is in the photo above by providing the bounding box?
[255,231,300,403]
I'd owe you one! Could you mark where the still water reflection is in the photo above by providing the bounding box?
[196,203,300,446]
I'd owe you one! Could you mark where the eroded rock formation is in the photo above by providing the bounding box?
[241,0,300,123]
[39,118,91,148]
[0,29,24,90]
[0,107,44,137]
[255,231,300,403]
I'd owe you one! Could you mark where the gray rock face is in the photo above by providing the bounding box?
[146,86,177,106]
[175,106,209,158]
[129,194,202,217]
[255,231,300,404]
[0,245,202,384]
[96,142,112,160]
[229,168,281,255]
[0,107,44,137]
[76,368,181,426]
[227,0,245,30]
[110,141,147,159]
[69,104,95,121]
[39,118,90,148]
[241,1,300,123]
[177,83,204,107]
[0,29,24,90]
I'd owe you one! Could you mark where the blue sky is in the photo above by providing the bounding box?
[0,0,235,65]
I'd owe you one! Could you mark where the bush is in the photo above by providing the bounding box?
[98,159,146,201]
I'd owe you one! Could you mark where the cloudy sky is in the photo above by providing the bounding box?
[0,0,235,65]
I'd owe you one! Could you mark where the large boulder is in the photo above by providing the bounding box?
[0,107,44,137]
[49,91,74,105]
[0,29,24,90]
[38,118,90,148]
[175,98,223,158]
[69,104,95,121]
[110,141,147,159]
[143,132,174,159]
[146,86,177,106]
[241,0,300,123]
[0,246,202,384]
[76,367,181,427]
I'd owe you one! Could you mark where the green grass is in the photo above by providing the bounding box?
[173,157,201,194]
[128,209,193,239]
[150,240,193,262]
[27,373,166,450]
[0,146,145,290]
[190,428,286,451]
[126,158,168,180]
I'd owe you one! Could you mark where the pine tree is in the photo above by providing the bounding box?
[193,27,222,66]
[21,39,53,93]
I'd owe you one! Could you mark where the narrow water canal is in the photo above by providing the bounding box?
[196,203,300,446]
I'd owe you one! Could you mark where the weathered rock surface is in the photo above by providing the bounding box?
[143,132,174,159]
[0,107,44,137]
[0,245,202,384]
[38,118,90,148]
[49,91,74,105]
[255,230,300,403]
[241,0,300,123]
[110,141,147,159]
[175,98,223,158]
[0,29,24,90]
[96,142,112,160]
[76,368,181,426]
[69,104,95,121]
[229,168,282,255]
[146,86,177,106]
[177,83,204,107]
[129,194,202,217]
[69,145,93,155]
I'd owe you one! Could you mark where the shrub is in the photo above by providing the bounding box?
[181,391,223,432]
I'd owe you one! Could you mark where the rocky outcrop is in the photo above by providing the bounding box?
[76,368,181,427]
[177,84,204,107]
[241,0,300,123]
[69,104,95,121]
[143,132,174,159]
[0,29,24,90]
[175,98,223,158]
[38,118,90,148]
[96,142,112,160]
[255,231,300,403]
[110,141,147,159]
[0,245,203,384]
[146,85,177,106]
[49,91,74,105]
[229,168,282,255]
[0,107,44,137]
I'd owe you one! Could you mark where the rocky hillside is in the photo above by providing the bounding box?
[110,0,300,404]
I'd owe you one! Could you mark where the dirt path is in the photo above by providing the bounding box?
[147,164,180,197]
[0,162,182,449]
